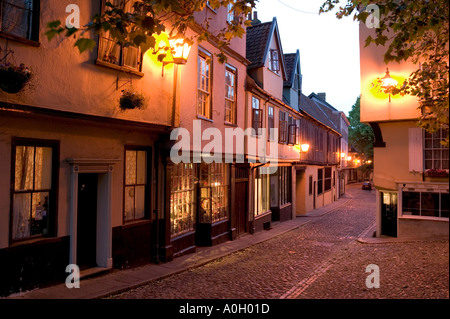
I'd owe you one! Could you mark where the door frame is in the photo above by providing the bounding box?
[67,159,120,269]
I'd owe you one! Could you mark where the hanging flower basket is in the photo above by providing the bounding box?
[0,63,33,94]
[119,89,146,110]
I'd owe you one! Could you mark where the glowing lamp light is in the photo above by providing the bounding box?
[341,153,346,159]
[168,38,192,65]
[347,156,352,161]
[300,144,310,153]
[380,68,398,90]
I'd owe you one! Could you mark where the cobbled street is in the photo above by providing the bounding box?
[108,184,449,299]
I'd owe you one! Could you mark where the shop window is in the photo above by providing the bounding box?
[199,163,229,223]
[254,167,270,216]
[124,149,149,222]
[11,139,58,242]
[170,163,197,237]
[0,0,40,42]
[279,166,291,206]
[403,191,449,218]
[97,0,142,71]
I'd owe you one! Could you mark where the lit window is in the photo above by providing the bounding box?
[97,0,142,71]
[11,140,58,241]
[124,149,148,222]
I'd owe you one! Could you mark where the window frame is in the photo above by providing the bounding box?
[317,168,323,195]
[402,191,449,219]
[10,137,59,244]
[424,128,449,171]
[0,0,40,44]
[123,146,152,224]
[224,63,237,125]
[269,49,280,74]
[324,167,332,192]
[197,47,213,120]
[268,106,274,141]
[279,111,288,144]
[96,0,144,74]
[252,96,263,136]
[170,163,197,237]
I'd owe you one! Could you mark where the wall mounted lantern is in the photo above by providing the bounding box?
[300,144,310,153]
[374,68,398,102]
[168,37,192,65]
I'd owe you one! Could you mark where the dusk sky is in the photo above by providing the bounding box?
[254,0,361,116]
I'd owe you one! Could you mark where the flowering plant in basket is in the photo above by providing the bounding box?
[119,89,146,110]
[0,62,33,94]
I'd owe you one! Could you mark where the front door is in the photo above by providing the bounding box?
[77,173,98,270]
[235,181,248,236]
[381,192,398,237]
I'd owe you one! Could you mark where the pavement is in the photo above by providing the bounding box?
[5,187,404,300]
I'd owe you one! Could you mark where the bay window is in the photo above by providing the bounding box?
[170,163,197,237]
[199,163,229,223]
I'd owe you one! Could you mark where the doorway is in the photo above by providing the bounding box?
[77,173,98,270]
[235,181,248,236]
[381,192,398,237]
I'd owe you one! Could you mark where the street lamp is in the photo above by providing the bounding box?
[168,37,192,65]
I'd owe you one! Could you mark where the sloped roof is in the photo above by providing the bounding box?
[299,93,339,131]
[283,51,299,87]
[246,21,273,70]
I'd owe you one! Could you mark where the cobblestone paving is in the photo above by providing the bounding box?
[108,185,449,299]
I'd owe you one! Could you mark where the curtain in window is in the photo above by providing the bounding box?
[1,0,33,38]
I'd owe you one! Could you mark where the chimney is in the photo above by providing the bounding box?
[250,11,261,25]
[317,92,326,102]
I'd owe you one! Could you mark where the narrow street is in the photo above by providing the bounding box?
[108,184,449,299]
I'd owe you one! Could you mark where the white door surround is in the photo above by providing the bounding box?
[67,159,120,269]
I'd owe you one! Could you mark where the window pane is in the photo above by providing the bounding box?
[99,36,121,65]
[134,186,146,219]
[123,46,140,69]
[125,150,137,185]
[402,192,420,216]
[421,193,440,217]
[34,147,53,190]
[31,192,50,236]
[136,151,147,185]
[1,0,33,39]
[12,193,31,240]
[441,193,449,218]
[124,186,135,221]
[15,146,34,191]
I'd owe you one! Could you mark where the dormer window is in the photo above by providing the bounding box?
[269,49,280,74]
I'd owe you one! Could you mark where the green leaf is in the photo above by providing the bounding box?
[46,20,62,29]
[74,38,97,53]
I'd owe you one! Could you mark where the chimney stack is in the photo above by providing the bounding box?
[318,92,326,102]
[250,11,261,25]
